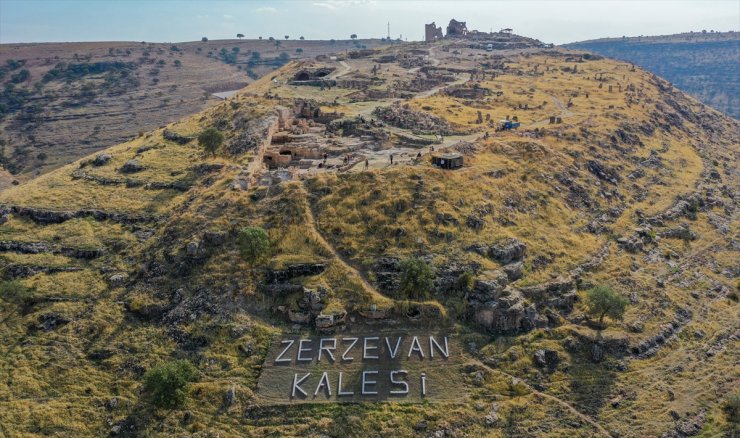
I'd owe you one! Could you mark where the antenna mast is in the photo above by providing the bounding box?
[387,22,390,39]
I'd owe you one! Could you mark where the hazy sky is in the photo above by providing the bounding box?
[1,0,738,45]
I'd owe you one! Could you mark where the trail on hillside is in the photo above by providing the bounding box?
[474,359,614,437]
[298,185,387,303]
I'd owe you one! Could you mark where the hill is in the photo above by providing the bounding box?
[0,37,738,437]
[0,38,390,190]
[564,31,740,119]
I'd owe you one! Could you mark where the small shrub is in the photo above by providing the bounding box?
[724,393,740,424]
[237,226,270,265]
[143,360,197,409]
[0,280,35,306]
[456,271,474,292]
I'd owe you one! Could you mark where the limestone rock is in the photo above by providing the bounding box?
[533,349,560,371]
[120,159,144,173]
[488,238,527,264]
[93,154,112,166]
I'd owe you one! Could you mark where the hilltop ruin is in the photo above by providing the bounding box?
[425,18,546,50]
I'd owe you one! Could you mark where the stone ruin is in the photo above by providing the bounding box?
[425,22,444,42]
[262,100,376,173]
[446,19,469,37]
[424,18,545,49]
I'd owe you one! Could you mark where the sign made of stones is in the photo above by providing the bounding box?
[257,332,466,403]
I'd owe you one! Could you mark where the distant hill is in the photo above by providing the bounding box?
[565,31,739,119]
[0,38,389,189]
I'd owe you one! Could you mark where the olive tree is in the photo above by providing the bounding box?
[237,226,270,265]
[398,256,434,299]
[197,128,223,157]
[585,285,628,327]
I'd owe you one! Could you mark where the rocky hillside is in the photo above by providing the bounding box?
[565,31,740,119]
[0,39,738,437]
[0,38,389,190]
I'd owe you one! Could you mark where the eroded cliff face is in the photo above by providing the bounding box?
[0,38,737,437]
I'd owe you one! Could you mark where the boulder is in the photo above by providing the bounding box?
[185,240,207,259]
[107,273,128,288]
[488,238,526,264]
[265,263,326,283]
[502,261,524,281]
[120,159,144,173]
[92,154,112,166]
[533,349,560,372]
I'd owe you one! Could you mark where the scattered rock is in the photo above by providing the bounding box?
[38,313,70,331]
[224,385,236,407]
[120,159,144,173]
[93,154,112,166]
[488,238,527,264]
[533,349,560,371]
[591,343,604,363]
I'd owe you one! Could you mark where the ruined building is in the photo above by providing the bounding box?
[424,22,443,42]
[446,19,469,37]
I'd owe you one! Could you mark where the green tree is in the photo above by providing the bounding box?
[0,280,35,306]
[299,36,305,40]
[236,33,244,39]
[237,226,270,264]
[350,34,358,40]
[143,360,197,409]
[398,257,434,299]
[201,37,208,42]
[197,128,223,157]
[584,285,628,327]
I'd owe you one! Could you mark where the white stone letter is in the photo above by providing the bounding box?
[420,372,427,396]
[408,336,424,359]
[385,336,402,359]
[363,336,379,359]
[390,370,409,395]
[337,372,354,396]
[292,373,310,397]
[429,336,449,358]
[297,339,312,362]
[319,338,336,362]
[362,371,378,395]
[342,337,358,361]
[275,339,294,363]
[314,371,331,396]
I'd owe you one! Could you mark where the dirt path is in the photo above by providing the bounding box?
[330,60,352,80]
[299,185,389,303]
[473,359,613,437]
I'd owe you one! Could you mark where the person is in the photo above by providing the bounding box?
[323,153,328,164]
[390,154,394,164]
[416,152,422,160]
[365,158,369,170]
[430,145,435,152]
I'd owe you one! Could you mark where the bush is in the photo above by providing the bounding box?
[237,226,270,264]
[143,360,197,409]
[0,280,35,306]
[456,271,474,292]
[197,128,223,157]
[398,257,435,299]
[725,393,740,424]
[584,285,628,327]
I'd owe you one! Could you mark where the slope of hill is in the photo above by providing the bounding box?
[565,32,740,119]
[0,38,738,437]
[0,38,389,189]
